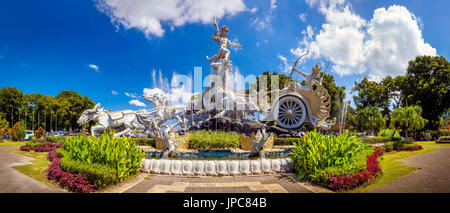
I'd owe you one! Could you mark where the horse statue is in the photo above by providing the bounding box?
[77,103,149,137]
[142,88,188,130]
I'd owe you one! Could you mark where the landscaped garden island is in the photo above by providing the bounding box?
[1,18,448,194]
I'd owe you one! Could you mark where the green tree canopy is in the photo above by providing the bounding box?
[352,77,390,117]
[355,106,386,135]
[0,87,24,126]
[402,56,450,130]
[390,105,427,138]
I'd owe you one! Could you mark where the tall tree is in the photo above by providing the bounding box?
[390,105,427,138]
[402,56,450,130]
[0,87,24,127]
[355,106,386,135]
[352,77,390,117]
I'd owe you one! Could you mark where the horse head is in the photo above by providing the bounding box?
[77,103,101,125]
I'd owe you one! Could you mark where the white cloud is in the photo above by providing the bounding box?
[278,54,290,73]
[293,1,436,81]
[124,92,137,98]
[88,64,100,72]
[95,0,247,38]
[129,100,147,107]
[249,7,258,13]
[299,13,307,22]
[111,90,118,95]
[270,0,277,10]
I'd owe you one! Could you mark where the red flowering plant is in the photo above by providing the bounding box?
[396,145,422,151]
[328,149,383,191]
[46,152,97,193]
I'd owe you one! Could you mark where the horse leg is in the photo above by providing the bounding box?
[91,125,105,137]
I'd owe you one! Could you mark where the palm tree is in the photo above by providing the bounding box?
[355,106,386,135]
[390,105,427,138]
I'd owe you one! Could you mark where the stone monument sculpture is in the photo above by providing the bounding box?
[77,103,149,137]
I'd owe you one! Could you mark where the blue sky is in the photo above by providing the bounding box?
[0,0,448,111]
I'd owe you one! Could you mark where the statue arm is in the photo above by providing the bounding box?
[228,40,241,48]
[210,32,218,41]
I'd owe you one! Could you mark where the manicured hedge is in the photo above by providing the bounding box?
[360,136,391,144]
[396,145,422,151]
[47,154,97,193]
[20,142,62,152]
[273,138,302,146]
[44,136,66,144]
[59,156,118,189]
[189,130,240,149]
[60,134,144,189]
[129,138,155,147]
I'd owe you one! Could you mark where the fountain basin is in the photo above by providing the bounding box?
[141,158,293,176]
[144,148,292,159]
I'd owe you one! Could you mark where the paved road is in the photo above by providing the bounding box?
[368,145,450,193]
[0,145,62,193]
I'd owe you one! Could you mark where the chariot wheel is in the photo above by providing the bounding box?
[275,96,307,129]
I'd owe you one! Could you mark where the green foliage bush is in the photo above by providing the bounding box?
[360,136,391,144]
[59,157,118,189]
[378,128,400,138]
[12,122,25,141]
[61,134,144,187]
[273,138,303,146]
[289,130,373,186]
[34,127,45,139]
[44,136,66,143]
[189,130,240,149]
[128,138,155,147]
[439,136,450,140]
[26,141,42,147]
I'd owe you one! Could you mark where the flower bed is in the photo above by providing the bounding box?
[20,142,62,152]
[46,152,97,193]
[59,134,144,190]
[289,130,374,186]
[328,149,383,191]
[396,145,422,151]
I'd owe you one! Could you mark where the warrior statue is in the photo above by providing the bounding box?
[206,18,241,64]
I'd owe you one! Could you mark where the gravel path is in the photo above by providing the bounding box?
[367,145,450,193]
[0,145,62,193]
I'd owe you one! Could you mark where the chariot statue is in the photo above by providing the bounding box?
[262,51,335,130]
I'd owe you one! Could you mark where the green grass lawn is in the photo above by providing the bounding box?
[347,147,439,193]
[415,141,450,146]
[8,149,61,190]
[0,141,26,147]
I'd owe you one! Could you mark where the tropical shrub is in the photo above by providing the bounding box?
[12,122,25,141]
[189,130,240,149]
[328,149,383,191]
[34,127,45,139]
[289,130,373,186]
[61,134,144,187]
[390,105,427,138]
[273,138,302,146]
[378,128,400,138]
[355,106,386,135]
